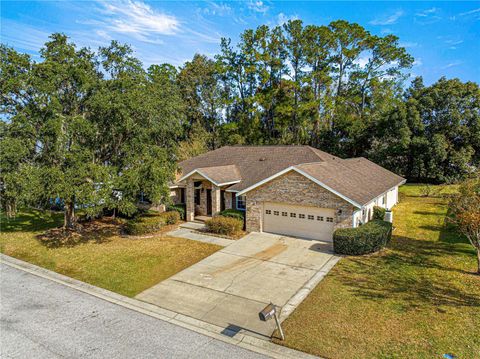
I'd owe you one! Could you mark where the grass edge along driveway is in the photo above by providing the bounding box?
[274,184,479,359]
[0,210,220,297]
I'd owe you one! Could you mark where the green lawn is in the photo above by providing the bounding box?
[0,209,220,297]
[275,184,479,358]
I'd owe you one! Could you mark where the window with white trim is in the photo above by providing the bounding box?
[308,215,314,220]
[265,209,271,215]
[236,195,246,210]
[273,211,279,216]
[282,212,288,216]
[290,213,296,218]
[299,214,305,219]
[317,216,324,221]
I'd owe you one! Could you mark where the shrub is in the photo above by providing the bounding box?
[167,204,186,220]
[333,220,392,255]
[372,206,386,220]
[205,216,243,235]
[219,209,245,221]
[161,210,180,225]
[124,214,166,235]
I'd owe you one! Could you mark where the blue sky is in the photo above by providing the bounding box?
[1,1,479,85]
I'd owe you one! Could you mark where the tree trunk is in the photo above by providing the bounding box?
[477,249,480,275]
[64,201,76,229]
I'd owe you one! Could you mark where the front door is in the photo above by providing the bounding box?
[206,189,212,215]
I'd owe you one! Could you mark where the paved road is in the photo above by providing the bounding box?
[0,263,267,359]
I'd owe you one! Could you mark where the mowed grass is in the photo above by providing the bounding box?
[275,184,480,358]
[0,210,220,297]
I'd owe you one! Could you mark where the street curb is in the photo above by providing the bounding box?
[0,254,319,359]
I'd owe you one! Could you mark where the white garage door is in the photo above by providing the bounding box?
[263,202,335,241]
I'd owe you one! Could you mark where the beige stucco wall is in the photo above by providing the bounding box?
[245,171,355,232]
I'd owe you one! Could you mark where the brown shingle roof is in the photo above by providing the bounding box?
[177,146,405,206]
[297,158,405,206]
[194,165,241,185]
[178,145,340,190]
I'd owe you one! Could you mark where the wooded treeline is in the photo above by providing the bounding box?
[1,20,479,225]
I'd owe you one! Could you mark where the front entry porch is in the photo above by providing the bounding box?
[185,178,236,222]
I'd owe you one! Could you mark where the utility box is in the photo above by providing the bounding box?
[385,210,393,223]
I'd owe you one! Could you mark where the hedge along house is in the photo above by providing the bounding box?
[170,146,405,242]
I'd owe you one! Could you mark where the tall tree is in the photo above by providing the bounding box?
[178,54,224,148]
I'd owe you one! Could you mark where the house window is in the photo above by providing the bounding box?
[326,217,334,222]
[382,195,386,205]
[273,211,279,216]
[317,216,324,221]
[308,215,314,220]
[282,212,288,217]
[265,209,271,215]
[236,195,246,210]
[290,213,296,218]
[299,214,305,219]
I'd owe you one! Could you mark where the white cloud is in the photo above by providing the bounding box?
[370,10,404,25]
[445,39,464,46]
[413,58,422,67]
[437,36,464,50]
[277,13,299,26]
[247,0,269,14]
[416,7,437,17]
[441,61,462,69]
[399,41,418,48]
[203,1,232,16]
[0,19,50,54]
[458,8,480,17]
[415,8,442,24]
[354,55,370,68]
[97,0,179,39]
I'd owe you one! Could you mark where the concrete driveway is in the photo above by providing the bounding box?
[136,232,338,337]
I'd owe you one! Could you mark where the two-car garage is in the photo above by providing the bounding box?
[262,202,336,242]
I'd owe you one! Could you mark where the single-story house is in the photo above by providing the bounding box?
[170,146,405,242]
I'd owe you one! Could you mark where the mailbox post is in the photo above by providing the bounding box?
[259,303,284,340]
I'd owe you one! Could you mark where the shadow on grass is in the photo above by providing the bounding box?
[335,235,479,310]
[1,209,63,233]
[36,219,119,248]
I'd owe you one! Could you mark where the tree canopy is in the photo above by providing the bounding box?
[1,20,479,225]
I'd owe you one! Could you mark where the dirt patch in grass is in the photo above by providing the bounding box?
[37,218,121,247]
[274,185,480,358]
[1,210,221,297]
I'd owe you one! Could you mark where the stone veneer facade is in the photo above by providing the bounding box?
[245,171,355,232]
[185,178,225,220]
